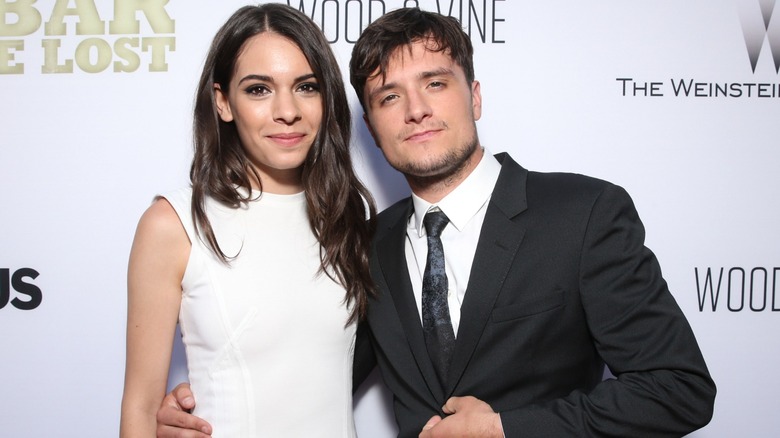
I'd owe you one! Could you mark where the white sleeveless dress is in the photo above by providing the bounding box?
[162,188,357,437]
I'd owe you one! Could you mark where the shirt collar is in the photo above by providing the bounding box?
[410,148,502,237]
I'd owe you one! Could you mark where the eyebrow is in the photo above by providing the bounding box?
[419,67,454,80]
[237,72,316,86]
[367,67,455,103]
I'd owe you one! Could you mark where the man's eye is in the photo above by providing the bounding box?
[429,81,444,89]
[381,94,398,104]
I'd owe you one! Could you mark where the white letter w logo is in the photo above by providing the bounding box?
[740,0,780,73]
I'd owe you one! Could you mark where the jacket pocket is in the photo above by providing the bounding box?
[491,289,565,322]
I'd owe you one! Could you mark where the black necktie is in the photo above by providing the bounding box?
[421,210,456,389]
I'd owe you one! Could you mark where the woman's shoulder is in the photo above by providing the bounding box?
[156,186,193,210]
[129,196,191,292]
[136,196,188,243]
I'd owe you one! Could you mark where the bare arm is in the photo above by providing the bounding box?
[120,199,190,437]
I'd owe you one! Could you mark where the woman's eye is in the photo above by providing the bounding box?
[298,82,320,94]
[245,84,270,96]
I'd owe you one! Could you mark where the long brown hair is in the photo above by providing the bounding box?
[190,4,375,322]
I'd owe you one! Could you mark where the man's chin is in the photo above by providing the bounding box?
[398,163,465,185]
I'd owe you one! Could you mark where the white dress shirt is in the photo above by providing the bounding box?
[405,149,502,336]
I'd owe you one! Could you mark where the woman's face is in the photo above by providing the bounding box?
[215,32,323,194]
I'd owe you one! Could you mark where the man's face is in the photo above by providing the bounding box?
[362,40,482,181]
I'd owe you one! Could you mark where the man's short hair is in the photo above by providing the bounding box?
[349,7,475,112]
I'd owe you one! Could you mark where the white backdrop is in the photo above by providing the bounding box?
[1,1,778,436]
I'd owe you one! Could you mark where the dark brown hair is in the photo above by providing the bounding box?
[349,7,475,112]
[191,4,375,322]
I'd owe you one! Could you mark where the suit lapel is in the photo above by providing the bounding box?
[375,200,445,402]
[445,154,529,395]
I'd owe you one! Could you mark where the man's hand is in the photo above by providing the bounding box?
[419,396,503,438]
[156,383,213,438]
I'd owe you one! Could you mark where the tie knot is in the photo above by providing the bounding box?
[423,210,449,238]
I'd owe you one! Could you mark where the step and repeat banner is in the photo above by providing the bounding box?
[2,1,778,436]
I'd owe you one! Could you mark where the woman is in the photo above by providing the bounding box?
[119,4,375,437]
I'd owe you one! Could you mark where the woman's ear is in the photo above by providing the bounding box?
[214,83,234,122]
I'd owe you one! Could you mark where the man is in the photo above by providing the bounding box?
[157,8,715,437]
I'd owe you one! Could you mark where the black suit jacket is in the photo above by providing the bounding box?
[355,153,715,437]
